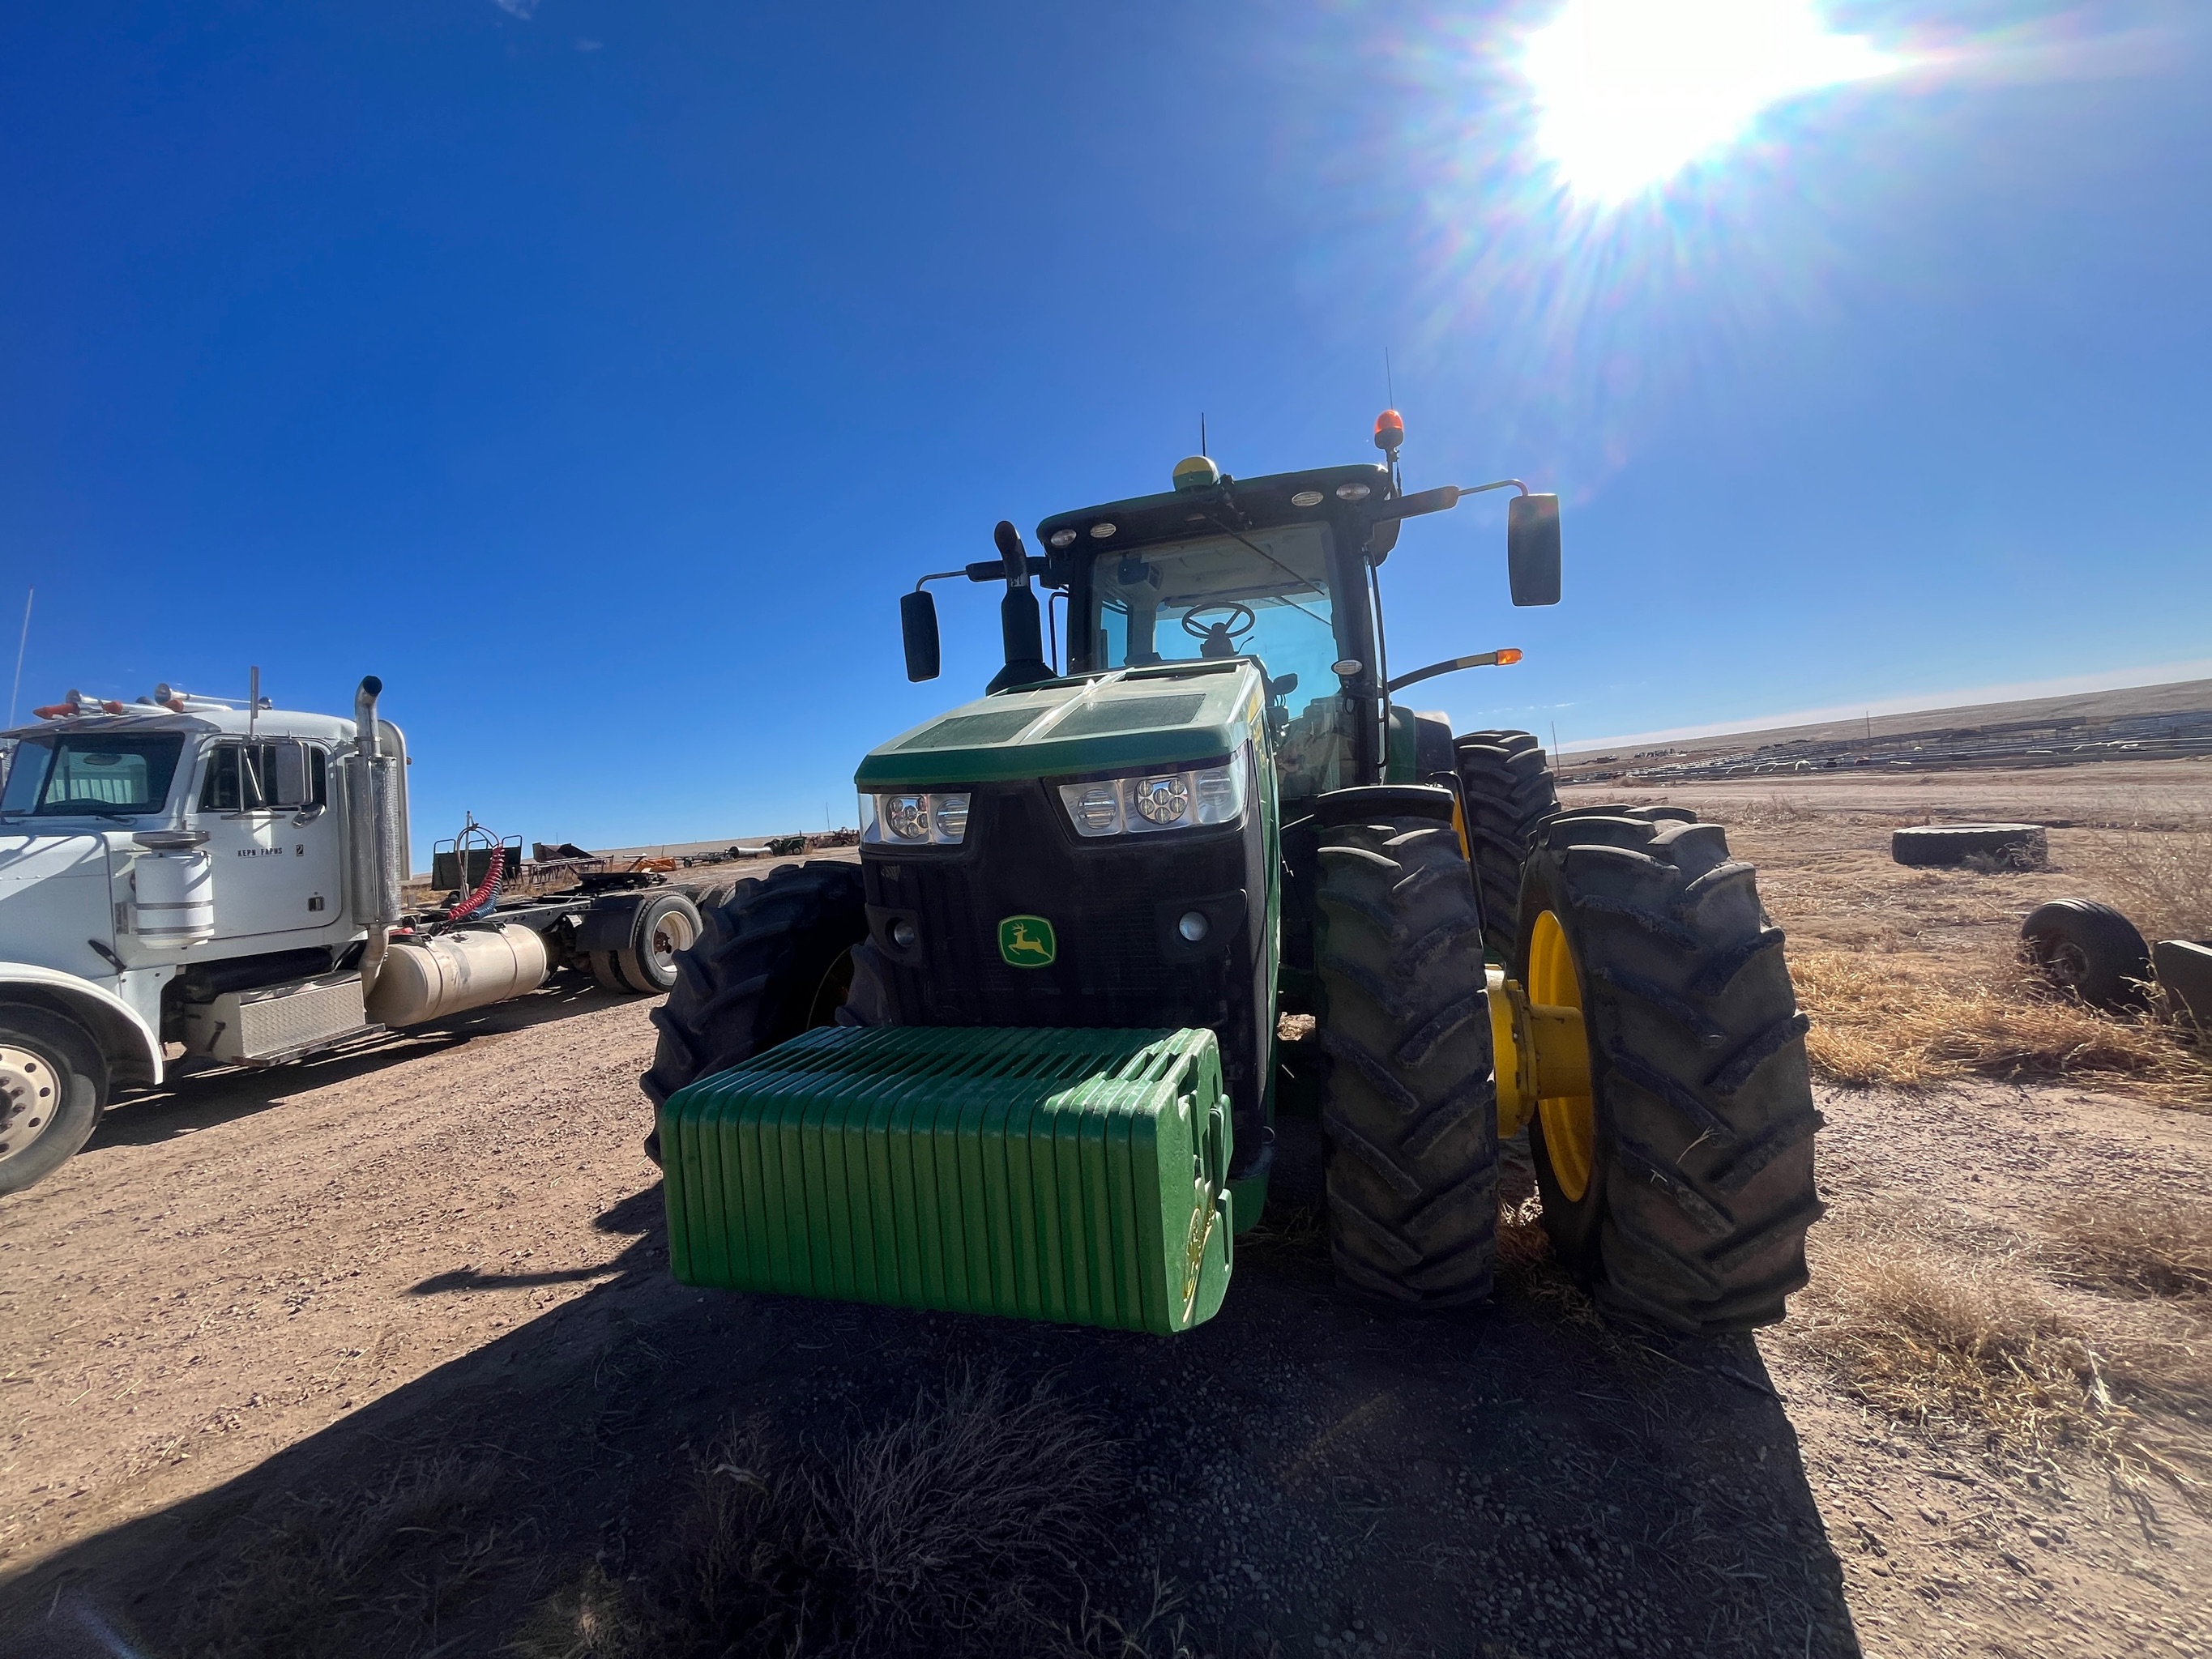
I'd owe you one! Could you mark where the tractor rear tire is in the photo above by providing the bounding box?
[1516,807,1821,1335]
[1314,815,1499,1308]
[0,1004,108,1196]
[642,862,869,1111]
[1454,729,1559,962]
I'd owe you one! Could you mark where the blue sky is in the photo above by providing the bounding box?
[5,1,2207,858]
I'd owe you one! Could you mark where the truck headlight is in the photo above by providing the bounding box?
[1057,752,1247,838]
[865,791,970,847]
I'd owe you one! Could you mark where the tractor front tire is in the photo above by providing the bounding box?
[1315,815,1499,1308]
[1454,729,1559,962]
[642,862,869,1115]
[1517,807,1821,1335]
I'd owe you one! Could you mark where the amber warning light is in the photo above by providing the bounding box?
[1373,408,1404,452]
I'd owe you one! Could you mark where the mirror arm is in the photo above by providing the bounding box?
[1384,650,1522,695]
[1455,478,1529,498]
[913,569,967,593]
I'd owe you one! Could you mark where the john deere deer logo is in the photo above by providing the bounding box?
[997,915,1057,968]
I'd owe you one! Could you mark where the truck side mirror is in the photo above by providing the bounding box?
[1507,493,1561,607]
[900,591,942,682]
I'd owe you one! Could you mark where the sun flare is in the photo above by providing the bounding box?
[1524,0,1897,203]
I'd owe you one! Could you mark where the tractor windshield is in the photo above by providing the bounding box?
[1090,522,1356,796]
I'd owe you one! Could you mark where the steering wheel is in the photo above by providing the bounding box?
[1181,603,1257,660]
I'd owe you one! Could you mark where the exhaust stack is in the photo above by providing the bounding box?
[346,676,406,992]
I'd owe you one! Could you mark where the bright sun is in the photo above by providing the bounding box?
[1524,0,1896,203]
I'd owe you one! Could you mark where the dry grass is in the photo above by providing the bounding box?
[517,1369,1159,1659]
[2097,819,2212,943]
[2043,1196,2212,1303]
[1801,1226,2210,1506]
[174,1452,519,1658]
[1791,945,2212,1107]
[1802,1239,2128,1463]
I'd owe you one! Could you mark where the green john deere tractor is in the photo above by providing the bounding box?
[643,416,1821,1337]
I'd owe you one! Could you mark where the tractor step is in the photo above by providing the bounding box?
[658,1025,1234,1334]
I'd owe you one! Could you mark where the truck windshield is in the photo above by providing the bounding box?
[1091,522,1354,798]
[0,734,186,819]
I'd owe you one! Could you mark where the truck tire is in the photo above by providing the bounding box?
[1516,807,1821,1335]
[1314,815,1498,1308]
[1453,729,1559,962]
[2021,899,2152,1011]
[642,862,868,1111]
[0,1005,109,1197]
[608,892,703,995]
[1891,823,2047,868]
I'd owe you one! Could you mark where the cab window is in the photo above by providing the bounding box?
[199,741,327,812]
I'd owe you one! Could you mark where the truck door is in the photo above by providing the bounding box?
[192,740,345,943]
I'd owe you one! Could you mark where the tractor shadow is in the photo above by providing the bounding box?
[1,1125,1858,1659]
[80,976,650,1153]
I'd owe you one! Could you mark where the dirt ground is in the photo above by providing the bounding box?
[2,767,2209,1657]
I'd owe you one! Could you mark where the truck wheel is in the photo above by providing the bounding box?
[0,1006,109,1197]
[2020,899,2152,1011]
[608,893,703,994]
[642,862,868,1111]
[1516,808,1821,1335]
[1314,816,1498,1308]
[1453,729,1559,962]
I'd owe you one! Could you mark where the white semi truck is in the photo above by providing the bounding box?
[0,676,702,1194]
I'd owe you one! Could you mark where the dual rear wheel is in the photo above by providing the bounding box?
[1315,742,1821,1334]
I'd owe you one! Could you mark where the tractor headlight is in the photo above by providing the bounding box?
[865,791,970,847]
[1057,752,1247,839]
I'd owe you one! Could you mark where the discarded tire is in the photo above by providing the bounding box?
[1891,823,2048,868]
[2020,899,2152,1010]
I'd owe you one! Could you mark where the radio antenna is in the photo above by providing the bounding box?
[1385,348,1395,408]
[1200,412,1207,456]
[7,588,30,728]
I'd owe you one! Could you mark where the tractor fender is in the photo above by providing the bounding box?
[0,962,165,1089]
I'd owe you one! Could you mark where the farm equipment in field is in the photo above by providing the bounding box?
[642,416,1822,1334]
[0,679,702,1194]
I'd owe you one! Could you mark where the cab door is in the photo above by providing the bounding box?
[191,740,345,944]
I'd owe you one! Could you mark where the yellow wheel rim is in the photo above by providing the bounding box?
[1527,910,1596,1203]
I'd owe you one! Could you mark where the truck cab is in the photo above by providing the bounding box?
[0,687,412,1188]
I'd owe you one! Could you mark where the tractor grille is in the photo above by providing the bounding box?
[860,782,1270,1122]
[657,1025,1235,1333]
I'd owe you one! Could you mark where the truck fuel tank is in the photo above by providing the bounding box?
[365,923,549,1028]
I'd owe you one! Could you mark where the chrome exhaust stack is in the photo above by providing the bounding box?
[346,676,406,992]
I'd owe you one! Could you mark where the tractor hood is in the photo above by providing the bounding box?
[856,660,1266,792]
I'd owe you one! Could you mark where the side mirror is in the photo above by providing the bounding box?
[1507,493,1561,607]
[899,591,941,682]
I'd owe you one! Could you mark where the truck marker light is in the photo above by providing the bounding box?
[1291,490,1324,507]
[1334,483,1371,501]
[1048,528,1078,548]
[1088,522,1117,539]
[1176,911,1210,944]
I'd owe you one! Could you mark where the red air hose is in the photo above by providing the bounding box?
[452,844,507,919]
